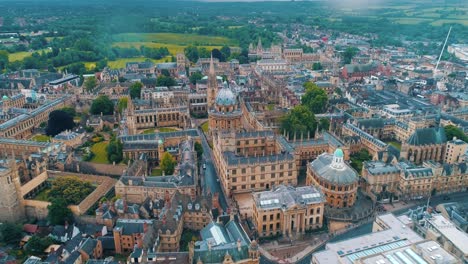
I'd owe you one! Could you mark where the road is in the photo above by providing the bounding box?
[198,127,228,212]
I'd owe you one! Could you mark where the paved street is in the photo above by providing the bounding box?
[198,127,228,212]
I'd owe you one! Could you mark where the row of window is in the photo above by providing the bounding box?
[232,172,293,182]
[232,163,293,175]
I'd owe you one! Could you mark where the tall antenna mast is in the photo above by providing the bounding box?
[434,26,452,78]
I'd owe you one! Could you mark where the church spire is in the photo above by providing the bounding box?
[207,53,218,109]
[209,53,215,77]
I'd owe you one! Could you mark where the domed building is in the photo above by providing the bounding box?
[208,82,243,133]
[306,148,359,208]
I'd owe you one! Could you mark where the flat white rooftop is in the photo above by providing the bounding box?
[428,214,468,255]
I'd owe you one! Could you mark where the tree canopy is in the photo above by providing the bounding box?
[107,135,123,164]
[45,110,75,136]
[0,223,22,244]
[160,152,176,175]
[156,75,176,87]
[83,76,97,92]
[129,82,143,99]
[301,81,328,114]
[49,176,95,205]
[444,125,468,142]
[280,105,317,140]
[189,71,203,85]
[47,198,74,225]
[90,95,114,115]
[117,97,128,113]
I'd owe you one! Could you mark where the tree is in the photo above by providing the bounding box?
[312,62,323,70]
[90,95,114,115]
[350,149,372,173]
[211,48,225,62]
[47,198,73,225]
[194,142,203,163]
[342,46,359,64]
[107,137,123,164]
[0,223,22,244]
[444,125,468,142]
[83,76,97,92]
[280,105,317,140]
[156,75,176,87]
[189,71,203,85]
[117,97,128,113]
[184,45,199,63]
[49,176,95,205]
[220,46,231,60]
[160,152,176,175]
[45,110,75,136]
[319,118,330,131]
[0,50,8,71]
[61,107,76,117]
[160,69,171,77]
[301,81,328,114]
[25,235,55,255]
[129,82,143,99]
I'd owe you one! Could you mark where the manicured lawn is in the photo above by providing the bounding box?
[112,33,236,46]
[33,187,51,201]
[107,57,172,69]
[151,168,163,176]
[31,134,51,142]
[142,128,155,134]
[90,141,109,164]
[201,122,209,133]
[387,141,402,150]
[8,49,50,62]
[159,127,178,133]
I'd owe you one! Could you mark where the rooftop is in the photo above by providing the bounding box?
[253,185,324,210]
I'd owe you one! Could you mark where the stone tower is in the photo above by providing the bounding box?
[126,96,137,135]
[207,54,218,109]
[0,156,25,222]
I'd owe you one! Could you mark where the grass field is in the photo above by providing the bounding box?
[142,128,155,134]
[151,168,163,176]
[159,127,178,132]
[107,57,172,69]
[113,33,236,46]
[201,121,209,133]
[33,187,51,201]
[387,141,402,150]
[8,49,50,62]
[113,42,222,56]
[31,134,51,142]
[90,141,109,164]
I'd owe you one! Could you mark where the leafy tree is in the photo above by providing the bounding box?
[301,81,328,114]
[25,235,55,255]
[211,48,225,62]
[184,45,199,63]
[83,76,97,92]
[220,46,231,60]
[117,97,128,113]
[0,223,22,244]
[160,69,171,77]
[280,105,317,140]
[47,198,73,225]
[61,107,76,117]
[160,152,176,175]
[129,82,143,99]
[350,149,372,173]
[46,110,75,136]
[156,75,176,87]
[342,46,359,64]
[312,62,323,70]
[194,142,203,163]
[90,95,114,115]
[319,118,330,131]
[107,137,123,164]
[189,71,203,85]
[444,125,468,142]
[0,50,8,71]
[49,176,94,205]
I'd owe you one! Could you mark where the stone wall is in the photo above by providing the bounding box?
[24,199,50,219]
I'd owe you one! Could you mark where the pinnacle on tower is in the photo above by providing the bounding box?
[209,53,215,77]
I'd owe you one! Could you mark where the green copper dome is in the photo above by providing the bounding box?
[2,95,9,100]
[334,148,344,158]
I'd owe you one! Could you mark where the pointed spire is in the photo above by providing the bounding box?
[209,53,215,77]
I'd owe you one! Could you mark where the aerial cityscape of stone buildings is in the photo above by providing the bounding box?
[0,17,467,264]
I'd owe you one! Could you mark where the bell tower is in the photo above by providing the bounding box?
[0,156,25,222]
[207,54,218,109]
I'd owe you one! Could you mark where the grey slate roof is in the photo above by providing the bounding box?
[406,127,446,146]
[309,153,358,185]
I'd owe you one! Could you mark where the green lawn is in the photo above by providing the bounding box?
[201,122,209,133]
[31,134,51,142]
[107,56,172,69]
[112,42,223,56]
[33,187,51,201]
[150,168,163,176]
[90,141,109,164]
[159,127,178,133]
[8,49,50,62]
[387,141,402,150]
[142,128,155,134]
[112,33,236,46]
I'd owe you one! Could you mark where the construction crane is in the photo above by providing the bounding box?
[433,26,452,79]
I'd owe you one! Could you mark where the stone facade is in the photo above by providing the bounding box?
[0,164,25,222]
